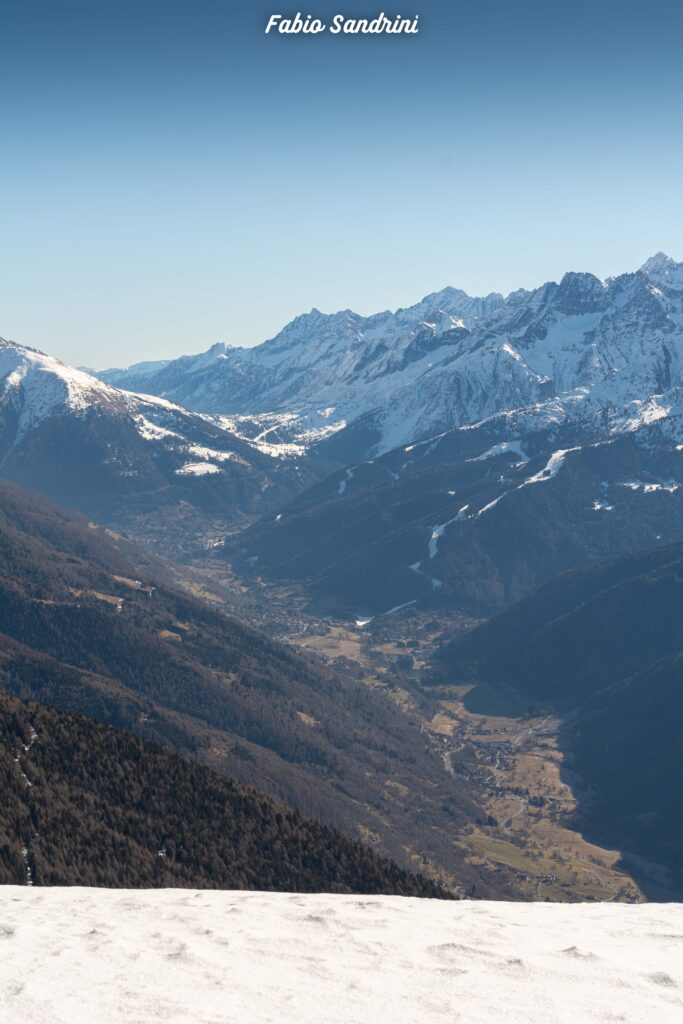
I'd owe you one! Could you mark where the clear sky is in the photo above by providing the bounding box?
[2,0,683,367]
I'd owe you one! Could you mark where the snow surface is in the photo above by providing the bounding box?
[134,416,182,441]
[524,448,579,485]
[469,440,530,464]
[428,506,469,558]
[383,598,417,616]
[0,889,681,1024]
[186,444,238,463]
[214,411,346,459]
[175,462,223,476]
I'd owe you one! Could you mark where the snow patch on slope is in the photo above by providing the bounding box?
[186,444,239,463]
[620,480,680,494]
[214,411,347,459]
[175,462,223,476]
[469,440,530,464]
[524,448,580,485]
[134,416,182,441]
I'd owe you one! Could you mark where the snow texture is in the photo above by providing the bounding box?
[0,889,681,1024]
[175,462,223,476]
[620,480,680,493]
[428,508,465,558]
[0,342,126,440]
[469,440,530,464]
[523,448,579,485]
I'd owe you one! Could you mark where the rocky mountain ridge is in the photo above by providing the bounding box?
[96,254,683,461]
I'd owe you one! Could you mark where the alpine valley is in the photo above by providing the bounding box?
[2,252,683,901]
[95,252,683,617]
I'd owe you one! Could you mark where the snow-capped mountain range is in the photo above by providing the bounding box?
[2,253,683,570]
[201,253,683,616]
[97,253,683,460]
[98,285,505,422]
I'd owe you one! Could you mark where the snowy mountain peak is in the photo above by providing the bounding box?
[553,272,609,313]
[640,251,677,275]
[639,252,683,292]
[0,338,127,438]
[395,286,505,325]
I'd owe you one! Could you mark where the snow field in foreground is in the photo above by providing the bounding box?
[0,888,681,1024]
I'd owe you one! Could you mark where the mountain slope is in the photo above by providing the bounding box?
[232,410,683,618]
[436,542,683,885]
[0,690,446,896]
[0,338,309,521]
[437,540,683,700]
[347,254,683,459]
[0,479,506,895]
[571,653,683,873]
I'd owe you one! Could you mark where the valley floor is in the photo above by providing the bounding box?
[0,888,682,1023]
[165,555,677,900]
[424,687,652,901]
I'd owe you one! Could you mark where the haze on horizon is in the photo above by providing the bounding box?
[2,0,683,368]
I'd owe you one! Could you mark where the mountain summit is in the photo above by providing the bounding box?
[640,251,678,274]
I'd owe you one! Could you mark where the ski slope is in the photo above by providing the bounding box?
[0,889,681,1023]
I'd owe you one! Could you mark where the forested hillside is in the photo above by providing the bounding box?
[0,691,447,896]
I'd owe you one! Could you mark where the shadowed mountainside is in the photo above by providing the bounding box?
[0,479,507,896]
[436,542,683,889]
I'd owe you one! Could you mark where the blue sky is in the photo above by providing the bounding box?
[2,0,683,367]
